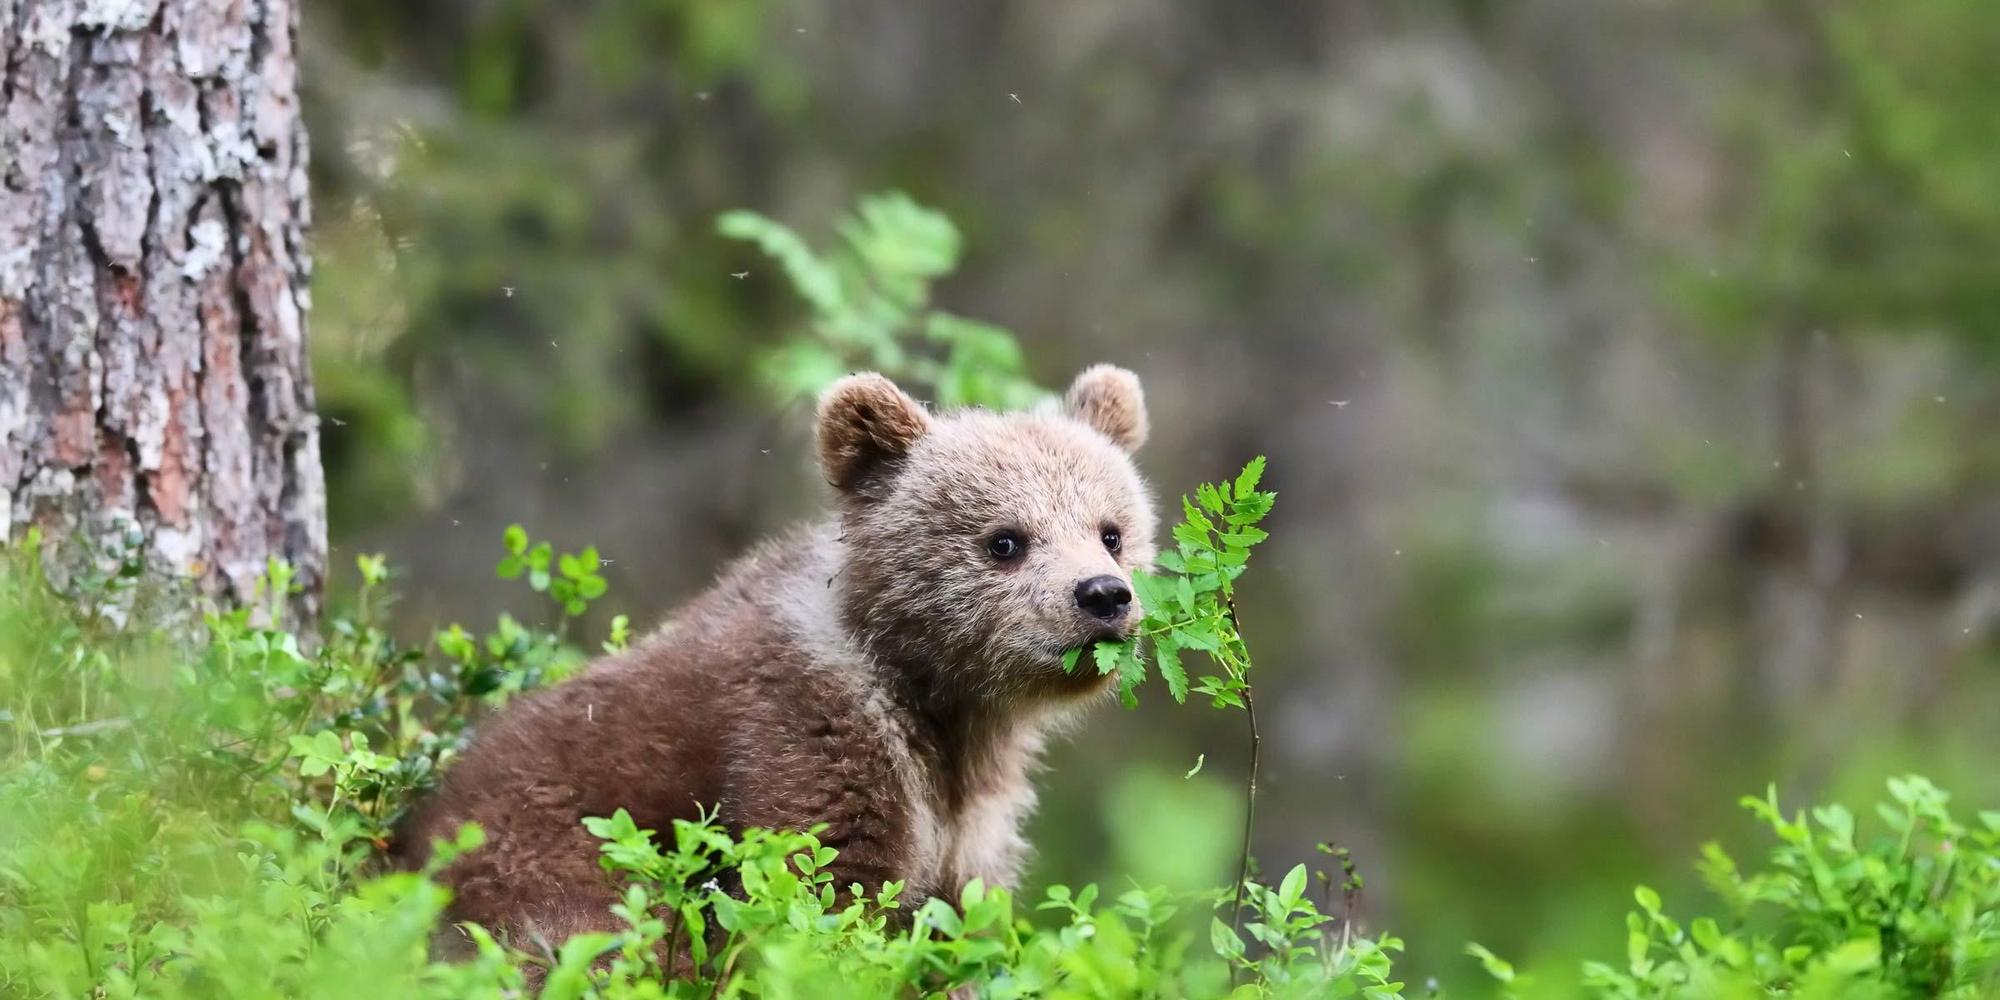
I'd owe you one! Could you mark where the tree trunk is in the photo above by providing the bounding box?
[1,0,325,619]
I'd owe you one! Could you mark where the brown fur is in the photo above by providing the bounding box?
[1064,364,1148,453]
[816,373,934,492]
[393,366,1156,956]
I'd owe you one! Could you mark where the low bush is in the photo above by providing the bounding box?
[1475,777,2000,999]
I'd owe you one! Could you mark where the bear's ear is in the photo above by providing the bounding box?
[1065,364,1148,453]
[817,373,933,493]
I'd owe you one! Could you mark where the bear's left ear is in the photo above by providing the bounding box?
[1065,364,1148,453]
[817,373,933,494]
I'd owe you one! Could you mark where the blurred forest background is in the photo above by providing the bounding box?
[303,1,2000,990]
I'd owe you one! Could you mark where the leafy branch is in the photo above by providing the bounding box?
[1066,456,1278,960]
[719,191,1046,411]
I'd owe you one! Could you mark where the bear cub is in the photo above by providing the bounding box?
[394,365,1157,952]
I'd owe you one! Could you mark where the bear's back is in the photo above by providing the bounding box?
[389,524,946,945]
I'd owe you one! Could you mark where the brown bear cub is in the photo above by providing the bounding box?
[393,365,1157,953]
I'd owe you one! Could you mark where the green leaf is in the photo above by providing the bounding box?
[1061,647,1084,674]
[1279,864,1308,906]
[682,905,711,963]
[1627,927,1650,972]
[1154,635,1188,703]
[920,897,964,937]
[718,210,846,315]
[1196,483,1225,516]
[1814,803,1856,850]
[1228,492,1275,522]
[927,312,1044,409]
[1172,522,1213,553]
[1820,936,1881,975]
[1092,641,1123,677]
[1634,885,1662,913]
[877,880,905,908]
[540,932,619,1000]
[1210,917,1246,960]
[1177,623,1222,653]
[841,191,962,281]
[1116,642,1145,707]
[1220,528,1270,548]
[1466,942,1516,983]
[1130,569,1170,613]
[1689,917,1723,952]
[1234,456,1267,497]
[503,524,528,555]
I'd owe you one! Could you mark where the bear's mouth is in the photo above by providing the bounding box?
[1050,624,1132,661]
[1084,624,1128,645]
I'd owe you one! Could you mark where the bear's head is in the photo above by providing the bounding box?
[817,365,1158,705]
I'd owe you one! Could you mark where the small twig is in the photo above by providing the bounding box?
[664,906,684,985]
[1229,686,1262,935]
[1223,593,1262,981]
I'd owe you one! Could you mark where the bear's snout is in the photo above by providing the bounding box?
[1073,575,1133,622]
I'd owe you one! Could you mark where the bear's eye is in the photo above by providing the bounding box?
[986,531,1027,562]
[1101,526,1123,554]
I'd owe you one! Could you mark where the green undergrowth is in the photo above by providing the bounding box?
[3,508,1994,997]
[0,476,1403,999]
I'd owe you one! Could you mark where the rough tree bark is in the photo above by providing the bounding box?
[1,0,325,618]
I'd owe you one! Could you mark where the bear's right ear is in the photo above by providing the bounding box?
[1065,364,1148,453]
[816,373,932,494]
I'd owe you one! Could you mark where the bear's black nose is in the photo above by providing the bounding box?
[1074,575,1133,622]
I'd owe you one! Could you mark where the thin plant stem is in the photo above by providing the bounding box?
[706,932,744,1000]
[1223,593,1261,982]
[1228,685,1262,951]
